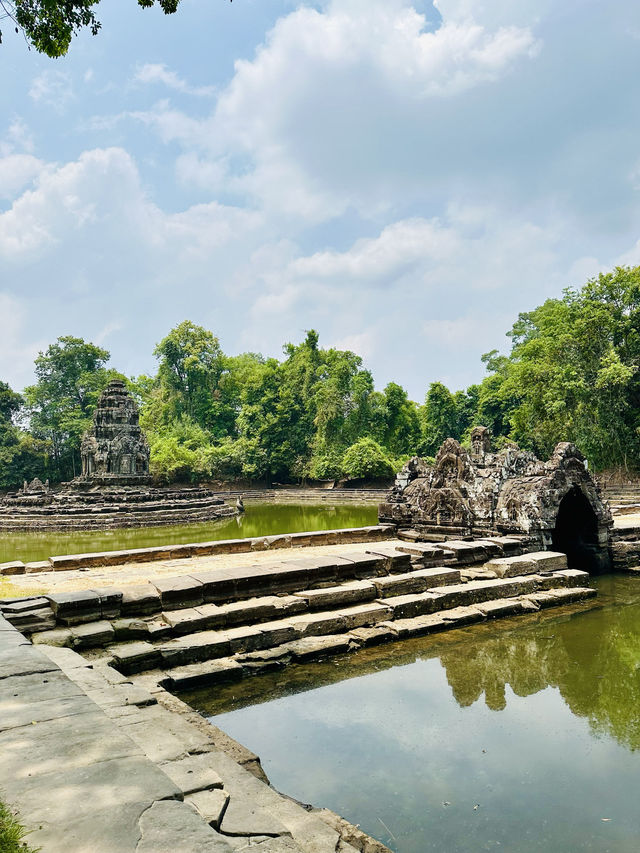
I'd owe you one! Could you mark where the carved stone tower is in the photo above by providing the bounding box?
[80,380,150,484]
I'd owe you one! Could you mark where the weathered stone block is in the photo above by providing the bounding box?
[159,631,230,667]
[189,570,237,603]
[8,607,56,632]
[484,555,538,578]
[25,560,52,573]
[287,635,352,660]
[153,576,204,609]
[379,592,442,620]
[109,641,161,674]
[0,561,25,575]
[293,581,376,610]
[348,625,397,647]
[70,620,115,649]
[187,788,229,829]
[92,587,123,619]
[121,584,161,616]
[31,627,73,647]
[476,598,527,618]
[164,658,243,690]
[47,590,101,625]
[159,753,223,795]
[526,551,568,572]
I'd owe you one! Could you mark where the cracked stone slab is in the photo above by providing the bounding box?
[220,796,290,838]
[5,754,181,826]
[187,788,230,829]
[0,645,58,680]
[26,798,180,853]
[160,752,224,795]
[136,800,237,852]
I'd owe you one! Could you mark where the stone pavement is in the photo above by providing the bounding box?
[0,613,383,853]
[0,538,395,598]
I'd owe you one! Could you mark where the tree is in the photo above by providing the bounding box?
[0,0,182,57]
[420,382,461,455]
[153,321,228,431]
[471,265,640,468]
[0,380,48,488]
[24,336,115,481]
[341,438,395,481]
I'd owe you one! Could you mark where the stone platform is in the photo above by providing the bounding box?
[0,484,237,531]
[0,615,378,853]
[0,533,600,853]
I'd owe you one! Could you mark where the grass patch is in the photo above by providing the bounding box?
[0,799,39,853]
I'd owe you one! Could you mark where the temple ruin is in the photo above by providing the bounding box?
[79,379,150,484]
[379,427,613,573]
[0,380,237,530]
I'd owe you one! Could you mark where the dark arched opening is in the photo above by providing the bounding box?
[552,486,607,574]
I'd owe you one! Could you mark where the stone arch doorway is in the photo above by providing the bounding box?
[552,486,607,573]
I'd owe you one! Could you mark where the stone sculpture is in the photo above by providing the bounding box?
[379,428,612,572]
[79,380,150,484]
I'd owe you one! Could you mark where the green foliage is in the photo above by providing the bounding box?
[341,438,395,480]
[10,265,640,489]
[419,381,474,455]
[23,336,118,481]
[2,0,183,58]
[0,798,39,853]
[471,265,640,469]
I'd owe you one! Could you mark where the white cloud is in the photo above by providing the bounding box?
[29,70,74,111]
[0,154,45,201]
[125,0,538,222]
[133,63,216,97]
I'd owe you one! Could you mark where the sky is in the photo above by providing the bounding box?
[2,0,640,401]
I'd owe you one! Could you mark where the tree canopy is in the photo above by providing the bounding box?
[0,0,182,57]
[2,263,640,489]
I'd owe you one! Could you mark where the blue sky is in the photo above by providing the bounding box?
[2,0,640,400]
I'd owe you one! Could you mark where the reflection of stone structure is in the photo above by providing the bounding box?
[79,380,150,484]
[379,429,612,572]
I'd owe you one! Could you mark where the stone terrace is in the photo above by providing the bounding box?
[2,534,595,692]
[0,529,599,853]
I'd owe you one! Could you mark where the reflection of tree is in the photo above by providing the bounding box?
[440,584,640,749]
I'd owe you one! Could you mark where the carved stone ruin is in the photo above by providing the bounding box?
[379,429,613,572]
[0,380,237,531]
[78,379,151,485]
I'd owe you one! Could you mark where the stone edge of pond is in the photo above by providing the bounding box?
[0,615,390,853]
[0,524,396,575]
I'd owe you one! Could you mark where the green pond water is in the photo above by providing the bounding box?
[0,502,378,564]
[182,575,640,853]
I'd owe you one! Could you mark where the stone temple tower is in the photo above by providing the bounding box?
[79,380,151,484]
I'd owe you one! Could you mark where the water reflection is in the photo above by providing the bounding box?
[0,502,377,563]
[183,576,640,853]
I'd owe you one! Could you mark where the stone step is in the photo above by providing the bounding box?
[484,550,567,578]
[378,572,582,620]
[152,586,597,691]
[107,570,591,675]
